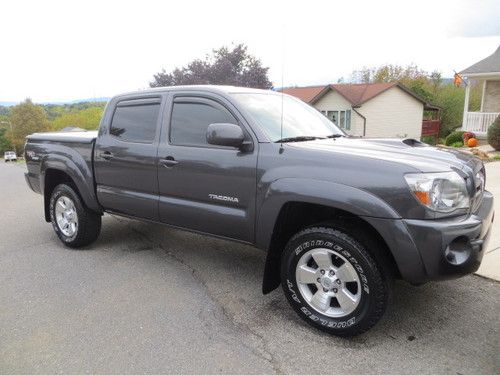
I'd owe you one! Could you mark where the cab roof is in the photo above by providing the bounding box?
[114,85,278,98]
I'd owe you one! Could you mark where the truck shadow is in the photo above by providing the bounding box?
[96,214,498,347]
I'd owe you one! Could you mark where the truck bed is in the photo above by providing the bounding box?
[24,131,99,214]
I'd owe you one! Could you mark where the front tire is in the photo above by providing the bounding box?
[281,226,391,336]
[49,184,101,248]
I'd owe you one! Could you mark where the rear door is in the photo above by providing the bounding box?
[94,96,163,220]
[157,94,258,242]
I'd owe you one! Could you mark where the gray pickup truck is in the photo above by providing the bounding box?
[24,85,494,336]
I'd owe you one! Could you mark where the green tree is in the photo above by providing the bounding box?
[50,106,104,131]
[44,101,107,121]
[9,99,50,153]
[150,44,273,89]
[0,127,12,154]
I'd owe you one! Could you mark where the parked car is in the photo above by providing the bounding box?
[4,151,17,162]
[24,86,494,336]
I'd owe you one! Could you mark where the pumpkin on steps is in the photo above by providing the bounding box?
[467,138,478,148]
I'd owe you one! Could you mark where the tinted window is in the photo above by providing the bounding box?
[110,103,160,142]
[170,101,237,146]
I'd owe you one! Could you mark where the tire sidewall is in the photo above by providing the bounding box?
[281,229,381,335]
[49,184,82,244]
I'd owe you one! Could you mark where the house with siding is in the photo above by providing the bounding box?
[460,45,500,137]
[282,83,439,139]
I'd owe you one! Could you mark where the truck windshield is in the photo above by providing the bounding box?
[232,93,344,142]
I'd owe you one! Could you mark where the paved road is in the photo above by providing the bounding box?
[0,161,498,375]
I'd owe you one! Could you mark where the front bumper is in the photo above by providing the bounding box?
[403,190,494,281]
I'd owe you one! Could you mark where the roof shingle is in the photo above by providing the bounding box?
[281,82,438,110]
[282,82,399,105]
[460,45,500,75]
[330,82,396,106]
[280,86,326,103]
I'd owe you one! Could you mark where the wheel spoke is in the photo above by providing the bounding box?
[336,288,358,312]
[296,265,318,284]
[335,263,358,283]
[310,290,331,312]
[57,200,66,210]
[311,250,333,269]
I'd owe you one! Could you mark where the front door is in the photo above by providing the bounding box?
[157,95,258,242]
[94,96,163,220]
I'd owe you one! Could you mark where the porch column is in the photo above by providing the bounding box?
[462,82,470,129]
[480,80,486,111]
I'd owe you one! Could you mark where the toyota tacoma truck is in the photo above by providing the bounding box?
[24,85,494,336]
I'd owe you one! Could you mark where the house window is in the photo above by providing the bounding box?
[321,110,351,130]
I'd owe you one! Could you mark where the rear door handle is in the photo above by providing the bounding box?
[100,151,114,160]
[160,156,179,168]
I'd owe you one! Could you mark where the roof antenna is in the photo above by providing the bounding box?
[279,24,286,154]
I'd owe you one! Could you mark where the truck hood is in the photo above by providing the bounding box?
[288,137,482,174]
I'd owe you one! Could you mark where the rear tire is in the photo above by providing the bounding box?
[281,226,391,336]
[49,184,101,248]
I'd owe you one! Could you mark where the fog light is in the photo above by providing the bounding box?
[444,237,472,266]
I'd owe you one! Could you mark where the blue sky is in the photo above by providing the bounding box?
[1,0,499,103]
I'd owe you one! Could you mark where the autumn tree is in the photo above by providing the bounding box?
[150,44,273,89]
[9,99,50,152]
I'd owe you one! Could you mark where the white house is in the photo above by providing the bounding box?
[283,83,439,139]
[460,45,500,137]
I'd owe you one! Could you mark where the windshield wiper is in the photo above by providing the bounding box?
[275,136,325,143]
[326,134,345,138]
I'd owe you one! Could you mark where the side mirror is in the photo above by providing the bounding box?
[206,123,245,148]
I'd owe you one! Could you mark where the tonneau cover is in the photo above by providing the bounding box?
[26,131,98,144]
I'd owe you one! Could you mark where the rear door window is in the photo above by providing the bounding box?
[110,101,161,143]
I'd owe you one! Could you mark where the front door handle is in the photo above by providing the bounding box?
[160,156,179,168]
[100,151,114,160]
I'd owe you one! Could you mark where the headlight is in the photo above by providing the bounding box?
[404,172,469,213]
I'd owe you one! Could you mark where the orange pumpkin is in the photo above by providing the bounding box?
[467,138,478,148]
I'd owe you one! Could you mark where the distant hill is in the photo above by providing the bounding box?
[46,97,110,105]
[0,97,110,107]
[0,101,18,107]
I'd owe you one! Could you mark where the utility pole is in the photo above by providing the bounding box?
[0,120,16,154]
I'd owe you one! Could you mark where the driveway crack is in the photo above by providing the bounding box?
[110,215,284,374]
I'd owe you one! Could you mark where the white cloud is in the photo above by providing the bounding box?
[0,0,499,102]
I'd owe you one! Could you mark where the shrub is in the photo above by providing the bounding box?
[467,138,478,147]
[421,136,437,145]
[487,115,500,151]
[451,141,464,148]
[445,130,465,146]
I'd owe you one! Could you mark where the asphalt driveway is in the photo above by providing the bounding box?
[0,161,498,375]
